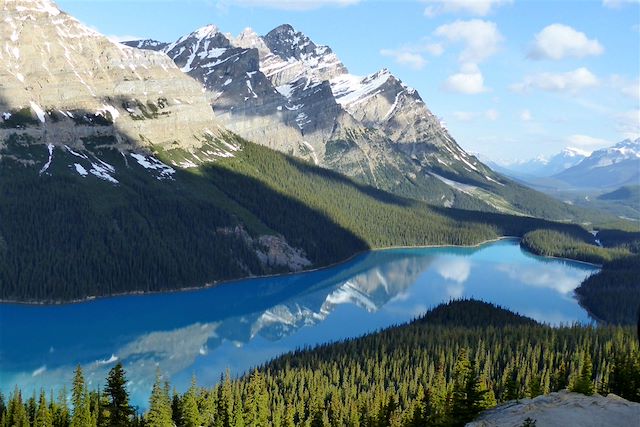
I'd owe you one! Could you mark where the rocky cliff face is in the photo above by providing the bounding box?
[126,23,509,210]
[0,0,310,269]
[0,0,233,167]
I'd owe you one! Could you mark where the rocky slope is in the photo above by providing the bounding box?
[125,24,519,212]
[0,0,315,290]
[0,0,240,174]
[467,391,640,427]
[122,23,619,221]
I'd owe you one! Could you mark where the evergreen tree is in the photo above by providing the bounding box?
[245,371,269,427]
[35,390,53,427]
[181,377,201,427]
[571,352,595,396]
[146,372,172,427]
[52,388,70,427]
[502,368,520,401]
[27,393,37,426]
[527,375,543,398]
[0,391,5,421]
[104,363,133,426]
[232,401,245,427]
[607,351,640,402]
[71,366,92,427]
[6,387,29,427]
[171,390,181,427]
[551,362,568,392]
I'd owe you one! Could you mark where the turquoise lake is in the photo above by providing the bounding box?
[0,239,599,408]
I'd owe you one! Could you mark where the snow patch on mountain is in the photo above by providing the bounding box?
[130,153,176,180]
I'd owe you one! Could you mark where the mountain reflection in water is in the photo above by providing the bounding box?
[0,240,597,407]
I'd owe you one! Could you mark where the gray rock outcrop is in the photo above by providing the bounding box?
[467,391,640,427]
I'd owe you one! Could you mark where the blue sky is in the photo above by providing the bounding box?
[57,0,639,162]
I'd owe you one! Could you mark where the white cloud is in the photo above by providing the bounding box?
[435,258,471,283]
[520,109,533,121]
[603,0,640,8]
[223,0,360,10]
[423,0,512,17]
[485,109,499,120]
[528,24,604,60]
[443,63,488,94]
[379,40,443,70]
[615,110,640,139]
[510,67,599,94]
[453,111,479,121]
[566,134,612,148]
[434,19,503,63]
[423,42,445,56]
[610,75,640,100]
[452,108,499,121]
[380,49,427,70]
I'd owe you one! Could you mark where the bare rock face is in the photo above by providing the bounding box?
[467,391,640,427]
[255,235,312,272]
[127,22,507,209]
[217,226,311,272]
[0,0,221,155]
[261,24,348,85]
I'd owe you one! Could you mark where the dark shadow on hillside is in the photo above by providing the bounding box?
[428,205,594,241]
[0,91,369,302]
[198,160,370,264]
[282,153,415,207]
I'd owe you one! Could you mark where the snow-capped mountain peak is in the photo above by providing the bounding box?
[126,22,509,209]
[613,137,640,152]
[552,138,640,189]
[230,27,266,50]
[194,24,220,39]
[586,138,640,167]
[562,147,592,157]
[261,23,348,83]
[330,69,394,108]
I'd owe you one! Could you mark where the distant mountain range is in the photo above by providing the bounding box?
[554,139,640,189]
[491,139,640,191]
[487,147,590,179]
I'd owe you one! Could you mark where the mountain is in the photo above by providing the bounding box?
[0,0,615,302]
[553,139,640,189]
[598,185,640,204]
[123,25,603,219]
[0,0,230,158]
[491,147,590,179]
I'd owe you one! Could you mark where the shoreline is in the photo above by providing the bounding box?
[0,236,599,307]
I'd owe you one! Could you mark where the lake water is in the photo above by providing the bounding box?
[0,239,598,408]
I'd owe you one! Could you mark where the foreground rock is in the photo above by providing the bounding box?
[467,391,640,427]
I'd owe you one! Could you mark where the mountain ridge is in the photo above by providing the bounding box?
[123,23,613,221]
[553,138,640,189]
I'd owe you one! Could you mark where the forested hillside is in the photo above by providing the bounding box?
[521,228,640,324]
[0,135,597,303]
[2,300,638,427]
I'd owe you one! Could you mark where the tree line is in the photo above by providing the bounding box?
[2,300,638,427]
[1,134,606,303]
[520,228,640,325]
